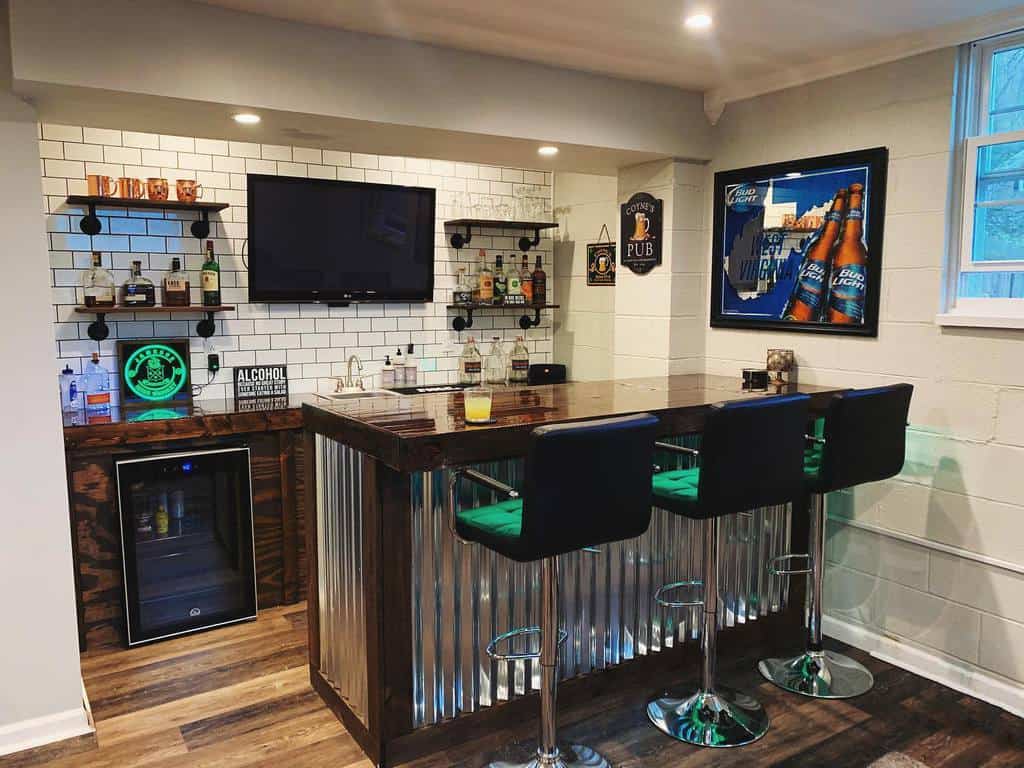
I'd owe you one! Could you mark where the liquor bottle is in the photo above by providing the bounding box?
[783,189,847,322]
[459,337,482,385]
[82,352,110,415]
[81,251,115,308]
[485,337,506,384]
[477,250,494,304]
[506,257,521,297]
[453,267,472,304]
[162,257,191,306]
[531,255,547,306]
[509,336,529,383]
[121,260,156,307]
[521,254,533,304]
[201,240,221,306]
[493,254,507,303]
[827,184,869,325]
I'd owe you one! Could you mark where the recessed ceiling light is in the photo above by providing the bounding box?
[684,12,712,30]
[233,113,261,125]
[538,145,559,157]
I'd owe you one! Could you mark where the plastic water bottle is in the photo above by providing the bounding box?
[83,352,111,414]
[60,364,81,412]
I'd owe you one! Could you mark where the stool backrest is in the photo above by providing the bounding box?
[820,383,913,492]
[522,413,658,559]
[698,394,810,516]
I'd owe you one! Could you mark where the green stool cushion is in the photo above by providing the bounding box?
[456,498,524,540]
[804,417,826,490]
[652,467,701,516]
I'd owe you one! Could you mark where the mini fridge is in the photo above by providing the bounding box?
[115,447,257,646]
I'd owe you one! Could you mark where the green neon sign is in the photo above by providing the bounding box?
[123,343,188,402]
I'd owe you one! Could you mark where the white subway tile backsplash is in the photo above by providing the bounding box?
[261,144,292,161]
[42,124,83,142]
[42,125,552,399]
[83,127,122,145]
[64,143,104,162]
[104,146,142,165]
[44,159,85,178]
[159,135,195,153]
[122,131,160,149]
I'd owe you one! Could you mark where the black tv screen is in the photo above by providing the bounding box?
[247,174,436,303]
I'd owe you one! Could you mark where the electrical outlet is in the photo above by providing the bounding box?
[208,353,220,373]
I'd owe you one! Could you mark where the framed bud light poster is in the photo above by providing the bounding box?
[710,147,888,337]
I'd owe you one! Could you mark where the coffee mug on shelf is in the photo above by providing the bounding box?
[87,174,117,197]
[175,179,203,204]
[146,177,169,201]
[117,177,145,199]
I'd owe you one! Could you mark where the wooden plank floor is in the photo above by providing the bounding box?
[5,603,1021,768]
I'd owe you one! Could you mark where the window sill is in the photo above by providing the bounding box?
[936,312,1024,330]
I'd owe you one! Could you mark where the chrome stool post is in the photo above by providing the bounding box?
[647,517,770,748]
[647,395,811,749]
[758,493,874,698]
[449,414,660,768]
[759,383,913,699]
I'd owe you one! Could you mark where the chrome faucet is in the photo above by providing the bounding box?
[344,354,364,390]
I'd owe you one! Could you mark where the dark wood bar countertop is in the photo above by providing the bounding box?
[62,395,310,451]
[303,374,844,472]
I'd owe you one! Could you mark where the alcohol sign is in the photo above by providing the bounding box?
[233,365,289,402]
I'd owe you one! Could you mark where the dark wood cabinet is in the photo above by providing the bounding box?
[64,400,307,650]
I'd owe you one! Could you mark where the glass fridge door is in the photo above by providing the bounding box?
[116,447,257,646]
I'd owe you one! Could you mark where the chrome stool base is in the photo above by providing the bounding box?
[487,745,611,768]
[759,649,874,699]
[646,686,769,748]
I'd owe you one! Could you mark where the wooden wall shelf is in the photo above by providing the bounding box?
[66,195,229,240]
[74,305,235,340]
[446,302,559,332]
[444,219,558,251]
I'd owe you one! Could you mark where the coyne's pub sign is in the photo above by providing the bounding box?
[620,192,663,275]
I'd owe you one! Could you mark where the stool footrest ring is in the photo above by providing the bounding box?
[770,553,811,577]
[486,626,568,662]
[654,580,704,609]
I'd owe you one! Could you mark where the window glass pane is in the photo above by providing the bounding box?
[989,110,1024,133]
[976,140,1024,202]
[958,270,1024,298]
[989,46,1024,114]
[972,204,1024,261]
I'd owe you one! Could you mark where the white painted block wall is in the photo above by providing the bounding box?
[708,48,1024,707]
[41,125,554,404]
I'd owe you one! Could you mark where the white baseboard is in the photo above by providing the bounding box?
[0,701,93,758]
[824,615,1024,719]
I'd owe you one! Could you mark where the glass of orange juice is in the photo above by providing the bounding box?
[464,386,493,424]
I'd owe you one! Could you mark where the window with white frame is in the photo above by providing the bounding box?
[945,31,1024,323]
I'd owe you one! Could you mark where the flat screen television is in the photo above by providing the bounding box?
[247,174,436,303]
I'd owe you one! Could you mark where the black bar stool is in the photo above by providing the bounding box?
[448,413,658,768]
[759,383,913,699]
[646,393,810,748]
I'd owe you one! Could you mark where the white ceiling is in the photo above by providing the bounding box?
[199,0,1024,99]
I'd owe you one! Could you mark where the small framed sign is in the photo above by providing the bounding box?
[620,192,663,274]
[118,339,192,407]
[587,242,616,286]
[233,364,289,402]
